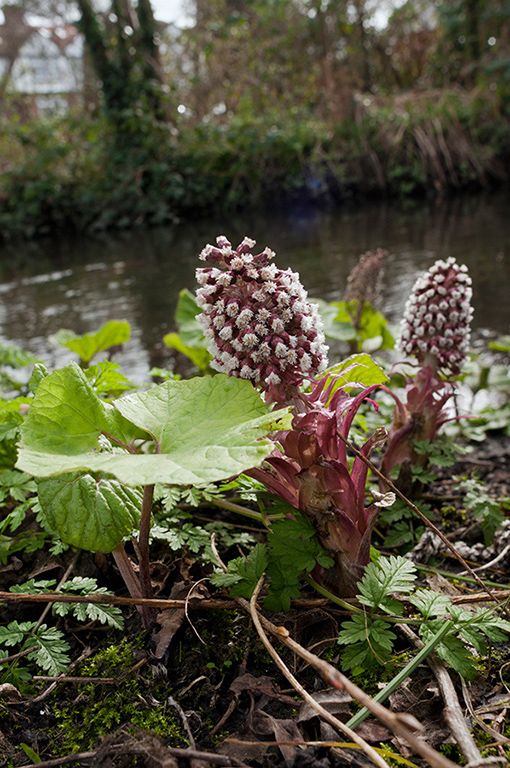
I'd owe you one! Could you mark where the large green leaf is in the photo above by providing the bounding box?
[17,368,287,488]
[50,321,131,364]
[17,362,144,456]
[355,303,395,352]
[321,353,388,394]
[174,289,206,346]
[114,376,278,454]
[164,289,212,373]
[314,298,356,342]
[316,298,394,351]
[163,333,212,374]
[37,472,142,553]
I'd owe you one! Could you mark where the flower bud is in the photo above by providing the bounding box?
[196,236,329,400]
[399,257,473,375]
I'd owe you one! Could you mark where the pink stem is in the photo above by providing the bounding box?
[112,543,154,628]
[138,484,155,602]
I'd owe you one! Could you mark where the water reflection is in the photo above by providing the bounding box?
[0,192,508,381]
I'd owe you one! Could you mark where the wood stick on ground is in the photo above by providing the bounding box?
[17,745,251,768]
[0,591,327,610]
[460,677,510,748]
[398,623,506,768]
[242,591,459,768]
[209,535,459,768]
[247,577,391,768]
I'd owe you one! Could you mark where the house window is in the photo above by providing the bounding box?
[35,94,69,114]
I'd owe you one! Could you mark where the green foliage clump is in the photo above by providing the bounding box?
[1,84,508,241]
[337,555,510,681]
[0,577,124,688]
[211,509,334,611]
[0,620,70,677]
[458,477,510,545]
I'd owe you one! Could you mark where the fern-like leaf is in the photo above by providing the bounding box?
[28,625,70,675]
[409,589,452,619]
[357,555,416,614]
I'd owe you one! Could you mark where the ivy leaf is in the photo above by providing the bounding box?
[50,321,130,365]
[357,556,416,614]
[37,472,142,553]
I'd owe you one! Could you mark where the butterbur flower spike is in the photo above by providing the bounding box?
[343,247,386,307]
[196,236,387,597]
[380,257,474,496]
[399,256,473,376]
[196,235,329,402]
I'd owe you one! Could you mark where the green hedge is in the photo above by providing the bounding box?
[0,92,509,240]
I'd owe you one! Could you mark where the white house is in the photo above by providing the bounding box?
[0,6,84,115]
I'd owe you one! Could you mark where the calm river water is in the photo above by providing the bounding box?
[0,192,509,381]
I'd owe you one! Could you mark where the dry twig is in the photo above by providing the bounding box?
[398,623,506,768]
[248,576,391,768]
[209,537,459,768]
[0,591,326,610]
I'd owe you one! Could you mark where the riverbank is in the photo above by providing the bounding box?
[0,88,509,241]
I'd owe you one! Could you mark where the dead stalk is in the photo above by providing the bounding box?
[248,577,391,768]
[209,537,459,768]
[0,591,327,610]
[398,623,506,768]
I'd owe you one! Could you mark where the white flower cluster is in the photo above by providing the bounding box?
[196,235,329,398]
[399,256,473,375]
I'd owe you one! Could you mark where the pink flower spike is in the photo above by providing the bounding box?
[195,236,329,402]
[399,257,473,376]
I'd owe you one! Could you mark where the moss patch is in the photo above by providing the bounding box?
[46,639,187,755]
